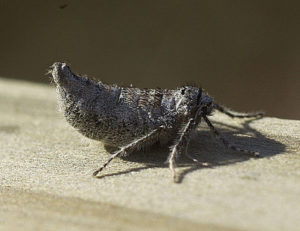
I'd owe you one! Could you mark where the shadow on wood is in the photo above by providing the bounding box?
[100,117,286,183]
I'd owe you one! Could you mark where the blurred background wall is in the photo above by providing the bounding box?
[0,0,299,119]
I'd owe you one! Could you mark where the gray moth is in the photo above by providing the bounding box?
[50,62,263,182]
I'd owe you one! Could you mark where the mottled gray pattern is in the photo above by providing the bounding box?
[50,62,263,181]
[51,63,201,147]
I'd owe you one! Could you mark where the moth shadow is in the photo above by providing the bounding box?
[102,118,286,183]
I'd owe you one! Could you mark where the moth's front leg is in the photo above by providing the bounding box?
[168,118,196,182]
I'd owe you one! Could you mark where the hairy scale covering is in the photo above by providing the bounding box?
[51,63,202,148]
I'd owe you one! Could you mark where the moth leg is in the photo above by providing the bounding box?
[214,103,264,119]
[168,118,196,182]
[202,115,260,157]
[93,126,164,177]
[184,139,210,166]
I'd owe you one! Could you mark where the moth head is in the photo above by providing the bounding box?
[176,86,202,115]
[198,93,214,116]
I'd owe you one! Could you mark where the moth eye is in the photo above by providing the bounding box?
[181,88,186,95]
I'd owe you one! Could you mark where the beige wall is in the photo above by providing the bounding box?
[0,0,299,119]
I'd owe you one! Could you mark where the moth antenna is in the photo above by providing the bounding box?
[214,103,264,119]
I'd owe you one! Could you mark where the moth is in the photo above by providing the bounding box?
[50,62,263,182]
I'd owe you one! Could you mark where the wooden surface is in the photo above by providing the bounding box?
[0,78,299,231]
